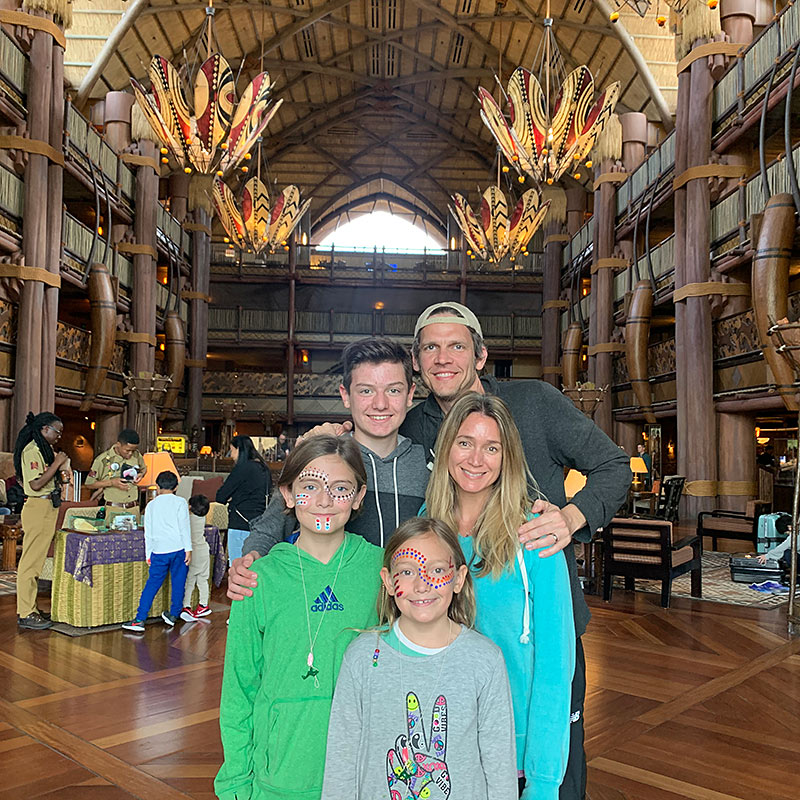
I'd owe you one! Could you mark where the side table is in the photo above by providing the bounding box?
[0,523,21,570]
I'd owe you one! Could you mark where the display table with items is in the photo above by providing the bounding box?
[52,525,224,627]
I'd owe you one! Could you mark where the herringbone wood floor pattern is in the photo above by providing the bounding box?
[0,586,797,799]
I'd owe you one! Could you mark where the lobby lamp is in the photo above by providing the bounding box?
[630,457,648,490]
[138,451,180,503]
[564,469,587,501]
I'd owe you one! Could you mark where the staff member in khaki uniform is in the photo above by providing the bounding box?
[14,411,70,630]
[85,429,146,510]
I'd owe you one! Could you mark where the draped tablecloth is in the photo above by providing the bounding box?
[53,526,224,627]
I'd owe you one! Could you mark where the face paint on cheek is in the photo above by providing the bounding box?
[295,493,309,506]
[392,571,404,597]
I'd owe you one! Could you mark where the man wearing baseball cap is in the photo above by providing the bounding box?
[401,301,631,800]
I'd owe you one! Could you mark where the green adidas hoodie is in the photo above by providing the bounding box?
[215,533,383,800]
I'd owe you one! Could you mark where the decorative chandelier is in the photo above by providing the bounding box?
[213,177,310,254]
[450,186,550,262]
[478,7,619,185]
[131,54,282,177]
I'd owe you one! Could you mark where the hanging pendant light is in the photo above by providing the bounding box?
[478,9,619,185]
[130,2,282,176]
[450,186,550,262]
[213,178,311,254]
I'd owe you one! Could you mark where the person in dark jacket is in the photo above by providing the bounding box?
[399,302,631,800]
[217,435,272,565]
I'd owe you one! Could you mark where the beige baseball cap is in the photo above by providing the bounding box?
[413,302,483,338]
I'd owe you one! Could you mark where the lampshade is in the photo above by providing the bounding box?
[564,469,587,500]
[630,457,648,475]
[138,451,180,486]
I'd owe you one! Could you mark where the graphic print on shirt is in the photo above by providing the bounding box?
[310,585,344,612]
[386,692,450,799]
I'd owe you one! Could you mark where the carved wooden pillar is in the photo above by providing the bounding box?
[675,42,717,518]
[590,156,616,435]
[186,205,211,436]
[103,92,134,153]
[41,18,65,411]
[127,139,159,428]
[720,0,756,45]
[541,222,566,387]
[13,15,54,432]
[718,412,756,512]
[169,173,190,224]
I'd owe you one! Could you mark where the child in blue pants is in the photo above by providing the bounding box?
[123,471,192,631]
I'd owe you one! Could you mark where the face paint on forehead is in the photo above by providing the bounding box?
[297,468,358,503]
[391,547,456,589]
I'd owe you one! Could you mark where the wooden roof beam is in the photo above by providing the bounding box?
[591,0,674,130]
[75,0,150,109]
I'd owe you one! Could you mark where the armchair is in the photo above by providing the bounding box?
[697,500,770,551]
[602,517,702,608]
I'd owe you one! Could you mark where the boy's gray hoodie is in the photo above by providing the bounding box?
[243,434,429,553]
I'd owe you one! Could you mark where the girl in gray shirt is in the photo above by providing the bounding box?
[322,518,518,800]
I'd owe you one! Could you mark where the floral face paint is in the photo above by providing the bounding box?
[297,468,357,503]
[391,546,455,590]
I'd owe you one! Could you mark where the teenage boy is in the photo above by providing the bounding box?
[227,337,428,600]
[400,302,631,800]
[122,471,191,631]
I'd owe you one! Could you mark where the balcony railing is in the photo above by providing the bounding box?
[562,217,594,268]
[0,164,24,221]
[714,0,800,126]
[157,203,191,257]
[614,132,676,219]
[0,27,27,101]
[209,307,542,347]
[66,104,136,201]
[62,213,134,294]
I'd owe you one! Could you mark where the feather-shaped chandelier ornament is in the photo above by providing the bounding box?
[213,177,311,254]
[450,186,550,262]
[130,2,282,176]
[478,6,619,186]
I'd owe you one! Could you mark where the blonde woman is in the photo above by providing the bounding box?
[426,392,575,800]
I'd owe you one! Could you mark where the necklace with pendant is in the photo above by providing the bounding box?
[297,538,347,689]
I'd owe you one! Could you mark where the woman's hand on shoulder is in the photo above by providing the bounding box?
[518,499,575,557]
[296,421,352,444]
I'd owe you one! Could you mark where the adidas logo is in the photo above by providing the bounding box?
[311,585,344,612]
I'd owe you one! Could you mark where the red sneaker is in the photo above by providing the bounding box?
[194,604,212,617]
[179,607,197,623]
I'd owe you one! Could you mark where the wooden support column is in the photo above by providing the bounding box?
[720,0,756,45]
[459,238,467,305]
[127,140,159,428]
[287,236,297,425]
[186,206,211,436]
[717,412,756,513]
[676,42,717,519]
[541,222,565,387]
[13,20,54,433]
[169,173,190,224]
[41,20,65,411]
[590,157,617,436]
[103,92,134,153]
[615,420,639,454]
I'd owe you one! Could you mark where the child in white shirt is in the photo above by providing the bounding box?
[122,471,191,631]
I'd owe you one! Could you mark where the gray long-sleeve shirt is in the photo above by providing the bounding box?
[321,628,519,800]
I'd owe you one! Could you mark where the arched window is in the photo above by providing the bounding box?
[317,211,444,253]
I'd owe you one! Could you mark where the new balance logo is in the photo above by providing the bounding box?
[311,586,344,612]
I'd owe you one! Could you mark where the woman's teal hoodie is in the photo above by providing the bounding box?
[215,533,383,800]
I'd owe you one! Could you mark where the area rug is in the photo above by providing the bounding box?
[614,551,790,608]
[0,570,16,595]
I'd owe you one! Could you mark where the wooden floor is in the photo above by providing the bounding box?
[1,586,798,799]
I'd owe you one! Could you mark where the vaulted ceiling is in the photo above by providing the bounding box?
[67,0,678,238]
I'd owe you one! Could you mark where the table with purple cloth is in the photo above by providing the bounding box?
[52,526,224,627]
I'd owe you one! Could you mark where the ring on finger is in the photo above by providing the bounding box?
[550,532,559,544]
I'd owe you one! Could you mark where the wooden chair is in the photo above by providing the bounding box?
[602,517,702,608]
[697,500,770,551]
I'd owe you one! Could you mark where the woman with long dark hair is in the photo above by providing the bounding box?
[217,435,273,565]
[13,411,71,630]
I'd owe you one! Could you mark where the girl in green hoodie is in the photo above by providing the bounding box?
[216,435,384,800]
